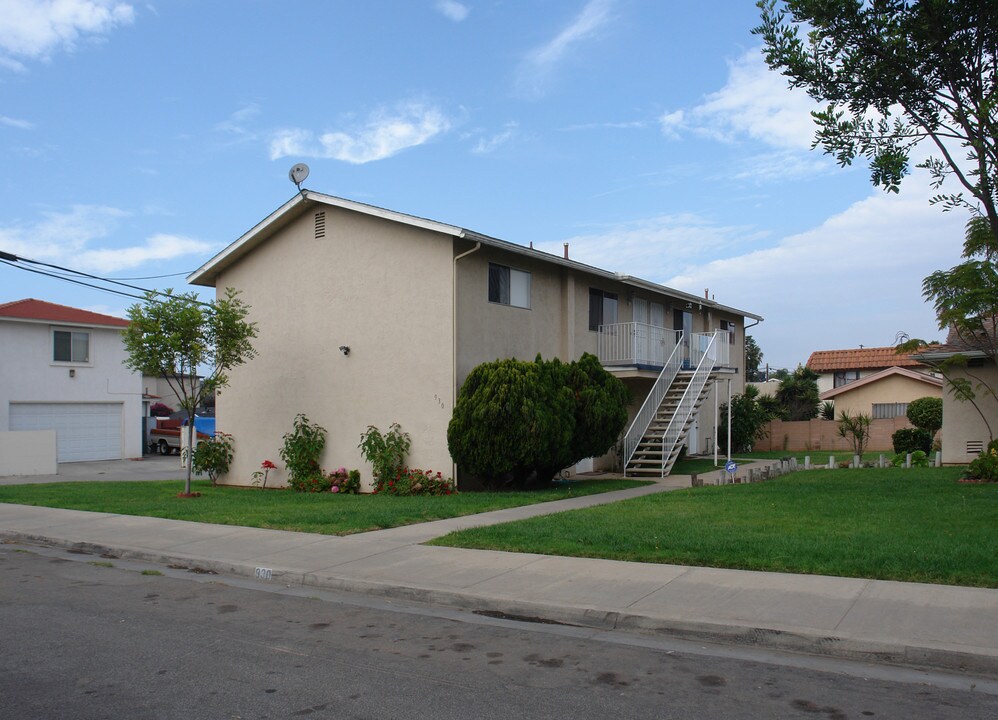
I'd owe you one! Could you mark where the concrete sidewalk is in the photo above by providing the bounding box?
[1,469,995,678]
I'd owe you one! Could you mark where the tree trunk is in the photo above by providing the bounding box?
[185,421,194,495]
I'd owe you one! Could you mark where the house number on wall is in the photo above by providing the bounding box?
[433,394,446,410]
[254,567,273,581]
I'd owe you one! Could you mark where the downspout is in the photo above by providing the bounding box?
[743,316,762,381]
[452,240,481,482]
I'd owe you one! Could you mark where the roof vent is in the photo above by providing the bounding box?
[315,211,326,239]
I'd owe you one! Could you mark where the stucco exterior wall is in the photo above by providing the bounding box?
[454,245,747,460]
[0,319,143,459]
[0,430,57,476]
[214,206,455,488]
[940,362,998,465]
[830,375,941,417]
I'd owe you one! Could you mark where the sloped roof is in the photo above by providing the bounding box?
[187,190,763,322]
[0,298,129,328]
[819,366,942,400]
[806,346,925,372]
[913,320,996,360]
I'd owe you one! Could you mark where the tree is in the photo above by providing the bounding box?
[899,216,998,439]
[906,396,943,437]
[837,412,873,458]
[122,288,257,495]
[755,1,998,238]
[775,365,821,420]
[745,335,763,381]
[719,385,773,453]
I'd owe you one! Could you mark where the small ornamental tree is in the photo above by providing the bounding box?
[837,412,873,458]
[149,402,173,417]
[123,288,257,495]
[906,396,943,439]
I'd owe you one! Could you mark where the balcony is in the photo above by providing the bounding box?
[597,323,730,370]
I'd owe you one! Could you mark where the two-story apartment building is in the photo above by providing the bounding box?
[188,192,761,487]
[0,299,143,464]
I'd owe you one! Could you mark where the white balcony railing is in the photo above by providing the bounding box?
[598,322,677,367]
[599,323,730,369]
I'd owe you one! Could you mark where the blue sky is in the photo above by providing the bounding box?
[0,0,967,368]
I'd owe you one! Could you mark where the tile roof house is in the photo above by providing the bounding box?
[0,299,143,468]
[913,323,998,465]
[188,191,762,487]
[818,366,942,420]
[807,346,929,394]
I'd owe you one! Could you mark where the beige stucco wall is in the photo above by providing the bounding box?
[830,375,941,418]
[454,245,747,460]
[940,361,998,465]
[214,205,455,488]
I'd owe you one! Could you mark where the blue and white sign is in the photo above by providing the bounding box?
[725,460,737,474]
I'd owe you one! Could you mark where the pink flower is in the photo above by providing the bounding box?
[331,485,340,493]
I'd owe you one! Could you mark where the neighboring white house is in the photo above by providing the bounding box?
[0,298,143,463]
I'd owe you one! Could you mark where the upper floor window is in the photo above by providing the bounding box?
[720,319,736,344]
[589,288,618,331]
[488,263,531,309]
[833,370,860,388]
[53,329,90,363]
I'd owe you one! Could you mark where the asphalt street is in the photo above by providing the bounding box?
[2,543,996,720]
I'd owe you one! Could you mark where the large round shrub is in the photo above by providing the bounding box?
[448,353,629,490]
[906,396,942,437]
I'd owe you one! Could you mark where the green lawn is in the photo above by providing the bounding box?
[430,467,998,587]
[0,478,647,536]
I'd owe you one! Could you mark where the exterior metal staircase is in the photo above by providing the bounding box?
[622,331,724,478]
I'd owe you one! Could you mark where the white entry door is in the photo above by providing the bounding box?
[10,403,122,462]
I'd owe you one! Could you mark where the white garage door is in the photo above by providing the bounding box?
[10,403,123,462]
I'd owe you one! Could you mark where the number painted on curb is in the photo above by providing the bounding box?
[254,567,273,581]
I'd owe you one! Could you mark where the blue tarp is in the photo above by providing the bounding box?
[192,416,216,437]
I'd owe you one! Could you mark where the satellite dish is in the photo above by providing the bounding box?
[289,163,310,190]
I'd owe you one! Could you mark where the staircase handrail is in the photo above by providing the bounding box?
[622,332,683,468]
[657,331,720,477]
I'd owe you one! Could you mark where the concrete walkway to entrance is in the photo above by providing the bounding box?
[0,462,995,677]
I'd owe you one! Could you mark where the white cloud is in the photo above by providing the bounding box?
[270,102,451,164]
[0,115,34,129]
[214,103,260,136]
[663,180,965,368]
[515,0,614,98]
[0,0,134,67]
[435,0,469,22]
[472,122,518,154]
[534,214,765,274]
[78,233,212,272]
[0,205,213,273]
[660,49,821,150]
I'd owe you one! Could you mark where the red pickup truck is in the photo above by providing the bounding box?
[149,418,210,455]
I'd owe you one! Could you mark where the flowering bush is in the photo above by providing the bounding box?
[966,442,998,482]
[190,432,234,486]
[374,468,456,496]
[327,467,361,494]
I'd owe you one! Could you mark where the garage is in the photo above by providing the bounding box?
[9,403,123,462]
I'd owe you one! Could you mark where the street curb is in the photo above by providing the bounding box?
[5,529,996,679]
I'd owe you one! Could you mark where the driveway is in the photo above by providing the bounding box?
[0,454,187,485]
